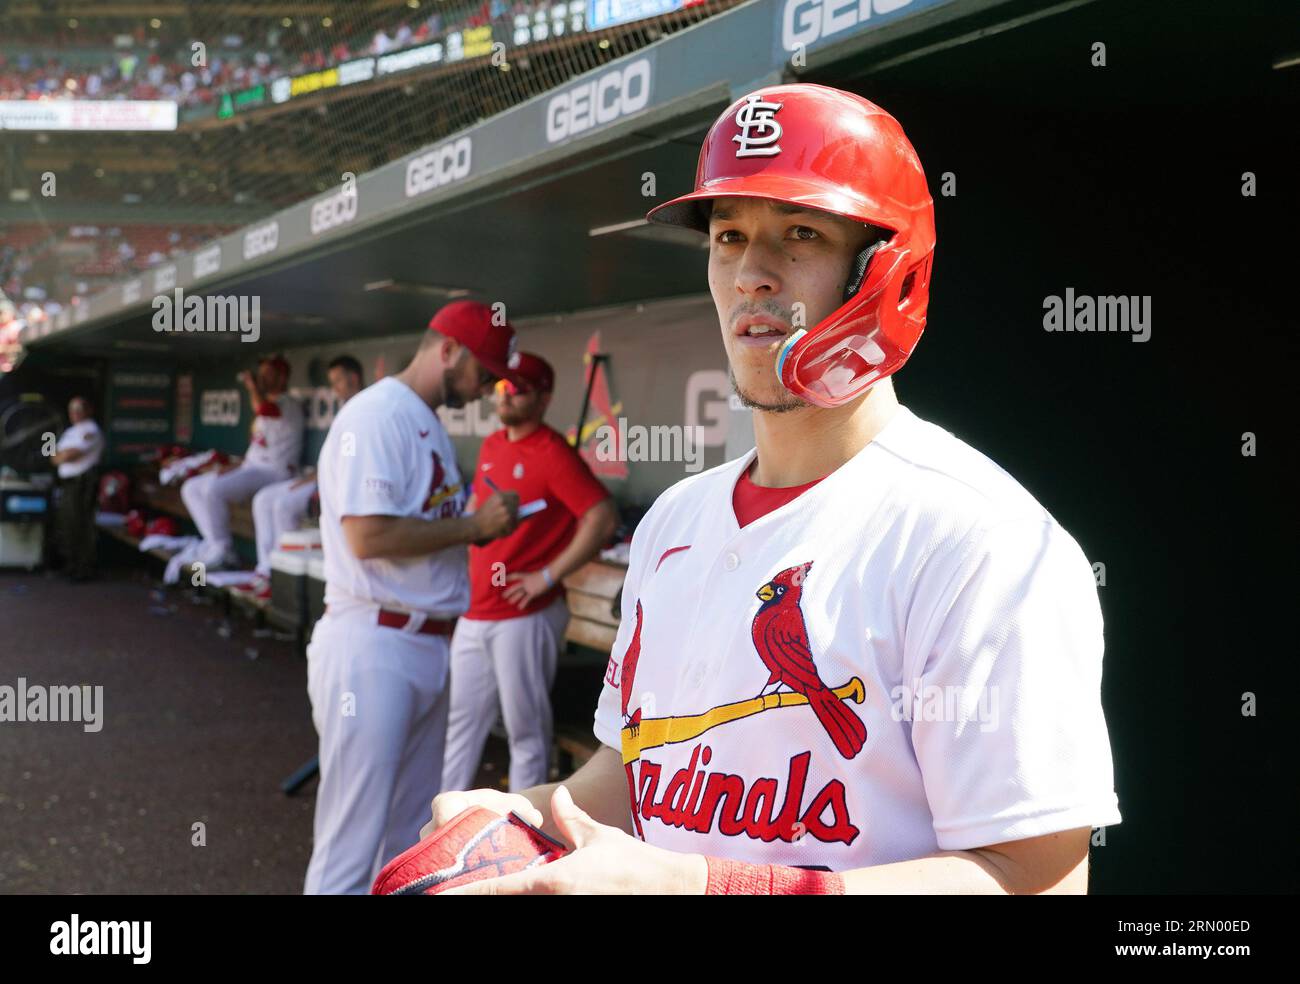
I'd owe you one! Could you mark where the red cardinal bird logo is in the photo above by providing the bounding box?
[621,599,644,736]
[750,561,867,759]
[424,451,446,509]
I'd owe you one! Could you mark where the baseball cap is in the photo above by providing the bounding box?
[260,353,290,377]
[428,301,522,385]
[503,352,554,393]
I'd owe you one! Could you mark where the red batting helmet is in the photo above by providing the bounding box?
[146,516,178,538]
[125,510,146,539]
[97,470,130,514]
[646,83,936,408]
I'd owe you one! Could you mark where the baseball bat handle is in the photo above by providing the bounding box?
[622,676,865,764]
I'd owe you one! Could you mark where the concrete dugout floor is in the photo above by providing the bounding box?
[0,563,510,894]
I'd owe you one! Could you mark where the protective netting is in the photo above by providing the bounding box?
[0,0,742,329]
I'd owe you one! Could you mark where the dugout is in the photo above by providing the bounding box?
[12,0,1296,892]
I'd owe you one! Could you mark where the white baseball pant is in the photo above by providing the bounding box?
[303,608,451,895]
[252,477,317,575]
[180,464,284,564]
[441,596,571,794]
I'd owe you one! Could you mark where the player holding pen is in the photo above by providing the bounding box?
[442,352,617,796]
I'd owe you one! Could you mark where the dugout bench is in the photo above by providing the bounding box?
[99,459,624,784]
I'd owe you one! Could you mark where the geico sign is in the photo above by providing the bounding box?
[243,222,279,260]
[545,58,651,144]
[200,389,242,426]
[781,0,915,51]
[301,386,341,430]
[310,187,359,235]
[193,244,221,279]
[405,137,472,198]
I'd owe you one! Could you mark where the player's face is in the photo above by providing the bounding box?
[443,347,497,409]
[68,399,87,423]
[256,362,284,392]
[328,367,361,403]
[707,197,875,411]
[493,381,544,425]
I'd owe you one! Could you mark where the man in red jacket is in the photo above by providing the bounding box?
[442,352,617,793]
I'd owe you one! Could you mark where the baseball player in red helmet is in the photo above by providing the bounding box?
[420,84,1121,894]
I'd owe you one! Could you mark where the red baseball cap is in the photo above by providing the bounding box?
[428,301,521,384]
[260,354,290,377]
[504,352,554,393]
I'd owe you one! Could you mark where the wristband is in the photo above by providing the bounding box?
[705,857,845,895]
[540,567,555,589]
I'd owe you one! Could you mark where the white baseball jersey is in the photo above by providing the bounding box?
[243,393,304,475]
[594,404,1121,870]
[55,420,103,478]
[316,377,470,617]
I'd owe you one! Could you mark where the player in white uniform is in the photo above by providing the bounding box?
[420,84,1122,895]
[249,355,364,595]
[180,354,303,568]
[303,301,524,895]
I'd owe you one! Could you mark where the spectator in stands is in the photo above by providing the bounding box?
[50,397,105,582]
[248,354,365,596]
[441,353,617,793]
[180,354,303,569]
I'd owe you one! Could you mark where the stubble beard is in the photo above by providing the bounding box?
[729,367,808,414]
[442,368,467,410]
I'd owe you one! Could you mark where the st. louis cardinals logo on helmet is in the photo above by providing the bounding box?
[646,83,936,410]
[732,95,784,158]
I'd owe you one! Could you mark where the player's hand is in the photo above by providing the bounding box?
[420,788,544,841]
[443,785,708,895]
[470,491,519,541]
[502,570,551,609]
[237,370,254,388]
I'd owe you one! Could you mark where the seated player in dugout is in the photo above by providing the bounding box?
[180,353,303,569]
[248,354,365,597]
[442,353,618,796]
[421,84,1122,895]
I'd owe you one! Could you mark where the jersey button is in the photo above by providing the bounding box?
[724,552,739,571]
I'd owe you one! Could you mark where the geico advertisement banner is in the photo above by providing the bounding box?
[774,0,947,59]
[0,100,178,131]
[544,55,654,144]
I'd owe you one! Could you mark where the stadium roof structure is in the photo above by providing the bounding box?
[16,0,1299,363]
[13,0,995,360]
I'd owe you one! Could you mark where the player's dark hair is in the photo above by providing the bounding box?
[328,354,364,382]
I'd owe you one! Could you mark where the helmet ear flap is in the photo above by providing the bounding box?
[843,235,889,303]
